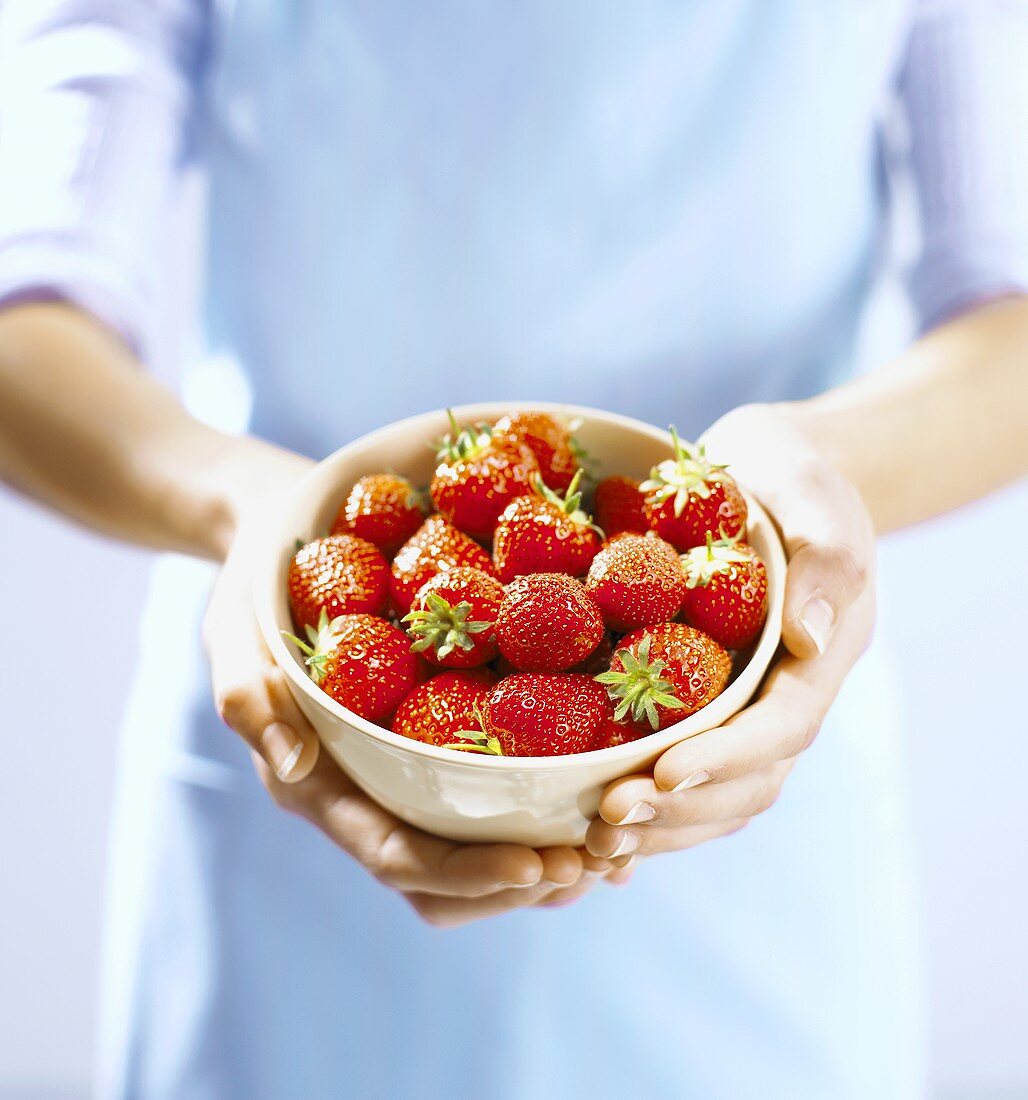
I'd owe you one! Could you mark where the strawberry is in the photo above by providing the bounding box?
[430,413,538,540]
[570,630,614,675]
[288,534,389,630]
[641,428,747,550]
[680,531,768,650]
[584,532,686,632]
[494,573,604,672]
[458,674,614,756]
[492,471,603,583]
[596,624,731,732]
[492,410,581,493]
[284,610,427,722]
[390,515,497,616]
[391,668,498,747]
[593,476,649,537]
[403,567,503,668]
[330,473,426,557]
[600,714,650,748]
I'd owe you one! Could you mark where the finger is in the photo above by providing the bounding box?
[534,870,606,909]
[589,763,791,857]
[586,817,749,859]
[405,878,567,928]
[777,471,873,659]
[644,599,871,797]
[210,623,320,784]
[604,856,639,886]
[257,749,546,897]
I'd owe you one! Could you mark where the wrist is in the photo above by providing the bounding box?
[158,432,313,563]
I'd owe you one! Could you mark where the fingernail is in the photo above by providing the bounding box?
[615,801,656,826]
[543,876,580,890]
[610,855,638,881]
[263,722,304,781]
[799,596,834,655]
[671,769,710,793]
[500,879,540,890]
[608,831,640,859]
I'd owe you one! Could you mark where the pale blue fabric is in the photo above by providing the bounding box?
[4,1,1028,1097]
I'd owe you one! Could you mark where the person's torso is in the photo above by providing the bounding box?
[194,0,912,454]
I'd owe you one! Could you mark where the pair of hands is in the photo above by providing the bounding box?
[203,404,875,927]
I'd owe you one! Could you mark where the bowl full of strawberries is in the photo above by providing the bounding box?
[253,404,785,846]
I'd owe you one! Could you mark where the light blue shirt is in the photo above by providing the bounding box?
[2,3,1027,1098]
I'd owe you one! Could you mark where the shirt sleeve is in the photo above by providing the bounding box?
[0,0,210,362]
[897,0,1028,332]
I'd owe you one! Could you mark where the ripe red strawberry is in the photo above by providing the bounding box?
[494,573,604,672]
[680,532,768,650]
[459,674,614,756]
[430,413,538,540]
[593,476,649,537]
[596,624,731,732]
[600,714,650,748]
[493,410,581,493]
[403,567,503,668]
[330,473,426,557]
[641,428,747,550]
[288,534,389,630]
[584,532,686,632]
[391,668,498,747]
[284,611,427,722]
[570,630,614,675]
[492,471,603,583]
[390,515,497,616]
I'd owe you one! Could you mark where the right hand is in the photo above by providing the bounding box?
[202,443,618,926]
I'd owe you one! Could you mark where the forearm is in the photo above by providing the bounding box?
[0,302,304,561]
[788,297,1028,534]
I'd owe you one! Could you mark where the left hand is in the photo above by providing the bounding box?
[585,403,876,866]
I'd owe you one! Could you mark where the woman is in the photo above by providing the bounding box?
[1,2,1026,1097]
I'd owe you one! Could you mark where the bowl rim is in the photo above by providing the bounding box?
[253,401,786,772]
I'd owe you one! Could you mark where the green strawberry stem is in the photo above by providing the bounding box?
[281,608,344,684]
[681,529,750,589]
[594,634,685,731]
[402,591,493,660]
[434,408,493,463]
[446,703,504,754]
[533,469,605,537]
[566,417,599,480]
[640,425,730,517]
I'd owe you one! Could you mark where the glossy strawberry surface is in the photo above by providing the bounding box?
[492,473,602,582]
[493,410,580,493]
[330,473,426,557]
[390,516,497,616]
[641,430,747,550]
[392,668,498,747]
[404,567,503,668]
[288,534,389,629]
[593,476,649,537]
[646,477,747,552]
[292,613,427,722]
[599,623,731,732]
[680,535,768,650]
[431,433,538,540]
[584,533,686,632]
[494,573,604,673]
[570,630,614,675]
[484,673,613,756]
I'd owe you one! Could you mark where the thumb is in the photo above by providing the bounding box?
[781,537,871,659]
[204,557,321,784]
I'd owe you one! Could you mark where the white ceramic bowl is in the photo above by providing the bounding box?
[254,403,785,847]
